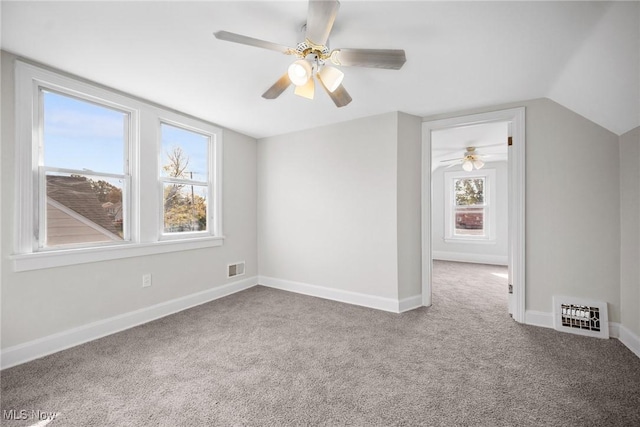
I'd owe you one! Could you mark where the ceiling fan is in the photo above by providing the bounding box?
[440,147,492,172]
[213,0,406,107]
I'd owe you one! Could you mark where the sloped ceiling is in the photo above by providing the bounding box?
[2,1,638,138]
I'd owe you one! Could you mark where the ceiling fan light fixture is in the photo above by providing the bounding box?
[288,60,312,86]
[473,158,485,169]
[317,66,344,92]
[462,159,473,172]
[294,76,315,99]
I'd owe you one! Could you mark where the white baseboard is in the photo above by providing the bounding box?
[524,310,639,359]
[432,251,508,266]
[524,310,554,329]
[258,276,414,314]
[617,324,640,359]
[399,295,423,313]
[1,276,258,370]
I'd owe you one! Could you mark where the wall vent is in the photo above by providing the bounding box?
[553,296,609,339]
[227,261,245,278]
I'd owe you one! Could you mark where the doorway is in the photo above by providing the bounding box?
[421,108,525,322]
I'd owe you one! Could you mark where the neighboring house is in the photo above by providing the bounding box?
[46,175,122,246]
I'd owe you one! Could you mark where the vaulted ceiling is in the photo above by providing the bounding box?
[2,1,638,139]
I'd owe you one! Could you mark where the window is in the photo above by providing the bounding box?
[41,90,130,248]
[453,177,485,237]
[14,61,223,271]
[159,123,212,237]
[444,169,496,242]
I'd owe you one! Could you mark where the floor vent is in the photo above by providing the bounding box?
[227,261,245,278]
[553,296,609,339]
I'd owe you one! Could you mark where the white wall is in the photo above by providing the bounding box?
[425,98,621,322]
[1,51,258,349]
[620,126,640,337]
[431,161,508,265]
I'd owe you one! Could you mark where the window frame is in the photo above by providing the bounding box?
[156,116,221,241]
[443,168,496,243]
[12,61,224,272]
[37,87,133,250]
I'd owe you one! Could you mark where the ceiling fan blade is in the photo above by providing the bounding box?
[440,158,462,163]
[305,0,340,46]
[262,73,292,99]
[214,31,293,54]
[331,48,407,70]
[318,77,352,107]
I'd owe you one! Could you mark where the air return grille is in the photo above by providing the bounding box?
[227,261,245,278]
[553,296,609,339]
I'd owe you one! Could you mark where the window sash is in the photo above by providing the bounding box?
[158,120,215,239]
[38,166,131,250]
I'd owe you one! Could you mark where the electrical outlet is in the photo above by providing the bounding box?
[142,273,152,288]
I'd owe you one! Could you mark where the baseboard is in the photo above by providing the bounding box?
[399,295,423,313]
[432,251,508,266]
[524,310,554,329]
[617,324,640,359]
[258,276,410,313]
[1,276,258,370]
[524,310,639,359]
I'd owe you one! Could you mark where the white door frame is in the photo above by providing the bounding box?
[421,107,526,323]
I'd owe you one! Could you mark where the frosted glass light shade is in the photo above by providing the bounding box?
[462,159,473,172]
[317,66,344,92]
[288,60,312,86]
[473,159,485,169]
[294,77,315,99]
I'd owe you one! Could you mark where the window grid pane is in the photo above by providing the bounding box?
[44,171,126,247]
[163,183,208,233]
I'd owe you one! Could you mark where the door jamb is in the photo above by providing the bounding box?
[421,107,526,323]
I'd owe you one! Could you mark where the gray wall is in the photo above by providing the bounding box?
[620,126,640,336]
[396,112,422,300]
[1,51,258,349]
[425,98,621,322]
[431,161,509,264]
[258,113,400,299]
[257,112,422,301]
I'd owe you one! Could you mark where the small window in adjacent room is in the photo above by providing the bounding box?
[453,177,485,237]
[444,169,496,242]
[40,90,130,249]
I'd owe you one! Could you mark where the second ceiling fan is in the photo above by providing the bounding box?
[214,0,407,107]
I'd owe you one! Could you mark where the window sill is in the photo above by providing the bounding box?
[443,237,496,245]
[11,236,225,272]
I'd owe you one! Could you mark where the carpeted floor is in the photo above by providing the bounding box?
[1,261,639,426]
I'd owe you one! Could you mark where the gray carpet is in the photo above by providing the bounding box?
[2,261,639,426]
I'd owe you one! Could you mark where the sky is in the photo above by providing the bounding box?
[43,90,209,182]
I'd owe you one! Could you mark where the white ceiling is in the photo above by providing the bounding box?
[432,121,508,171]
[2,1,638,139]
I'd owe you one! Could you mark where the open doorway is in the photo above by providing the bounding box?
[421,108,525,322]
[430,121,510,315]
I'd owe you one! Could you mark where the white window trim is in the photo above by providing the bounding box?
[443,168,496,243]
[12,61,224,272]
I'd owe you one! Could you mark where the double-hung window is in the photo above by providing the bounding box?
[444,169,496,242]
[159,122,215,238]
[40,89,131,249]
[14,61,223,271]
